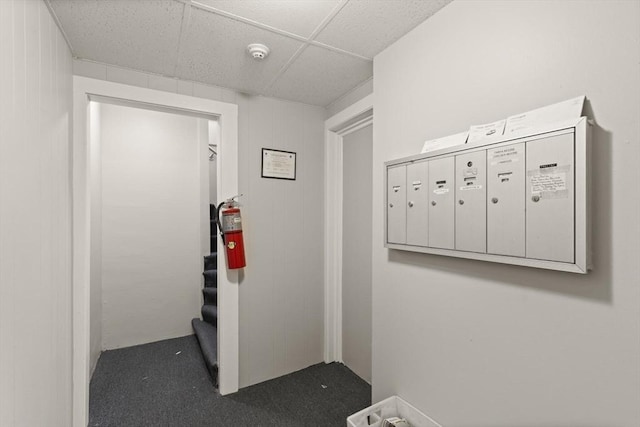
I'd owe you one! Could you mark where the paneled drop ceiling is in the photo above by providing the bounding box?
[48,0,451,106]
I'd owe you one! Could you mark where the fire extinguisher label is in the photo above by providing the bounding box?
[227,241,236,249]
[222,212,243,232]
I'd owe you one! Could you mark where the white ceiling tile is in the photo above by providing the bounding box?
[315,0,452,58]
[49,0,184,76]
[193,0,341,38]
[266,45,372,106]
[51,0,449,105]
[177,8,304,94]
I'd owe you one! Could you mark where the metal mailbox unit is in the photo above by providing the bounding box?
[384,117,591,274]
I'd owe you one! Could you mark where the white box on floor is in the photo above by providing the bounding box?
[347,396,441,427]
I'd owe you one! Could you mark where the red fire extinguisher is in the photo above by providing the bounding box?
[215,196,246,269]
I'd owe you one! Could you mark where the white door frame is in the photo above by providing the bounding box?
[323,94,373,363]
[72,77,239,427]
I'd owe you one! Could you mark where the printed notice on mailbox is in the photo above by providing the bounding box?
[490,146,520,166]
[528,164,570,199]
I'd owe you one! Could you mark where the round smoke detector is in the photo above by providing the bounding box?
[247,43,270,60]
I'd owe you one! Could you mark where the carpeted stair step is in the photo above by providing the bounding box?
[203,269,217,288]
[202,304,217,326]
[204,253,217,270]
[191,318,218,386]
[203,287,217,305]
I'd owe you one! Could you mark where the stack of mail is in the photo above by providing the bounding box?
[381,416,412,427]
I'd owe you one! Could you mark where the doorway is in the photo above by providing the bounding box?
[341,124,373,383]
[323,94,373,369]
[89,99,212,351]
[73,77,239,427]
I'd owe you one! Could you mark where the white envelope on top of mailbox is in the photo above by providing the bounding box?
[467,119,506,143]
[505,95,585,134]
[421,131,468,153]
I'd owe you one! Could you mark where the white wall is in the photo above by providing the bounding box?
[373,1,640,426]
[199,119,211,259]
[0,1,73,426]
[236,94,325,387]
[73,59,327,387]
[342,124,373,383]
[209,159,217,204]
[89,102,103,374]
[99,103,203,349]
[208,120,219,204]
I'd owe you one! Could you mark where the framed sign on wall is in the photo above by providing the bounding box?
[261,148,296,180]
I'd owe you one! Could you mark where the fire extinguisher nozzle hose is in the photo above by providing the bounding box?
[215,201,226,243]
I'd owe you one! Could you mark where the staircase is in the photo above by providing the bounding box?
[191,204,219,386]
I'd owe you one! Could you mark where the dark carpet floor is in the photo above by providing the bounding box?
[89,335,371,427]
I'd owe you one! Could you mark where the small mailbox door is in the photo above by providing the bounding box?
[387,165,407,244]
[526,132,574,262]
[455,150,487,253]
[487,143,525,257]
[428,157,455,249]
[406,161,429,246]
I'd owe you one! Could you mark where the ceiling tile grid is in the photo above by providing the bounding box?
[177,7,304,94]
[266,44,372,107]
[315,0,451,59]
[50,0,185,76]
[48,0,452,106]
[193,0,342,39]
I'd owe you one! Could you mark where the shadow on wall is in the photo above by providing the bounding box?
[388,102,613,305]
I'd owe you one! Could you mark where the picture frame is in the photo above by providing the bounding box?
[261,148,296,180]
